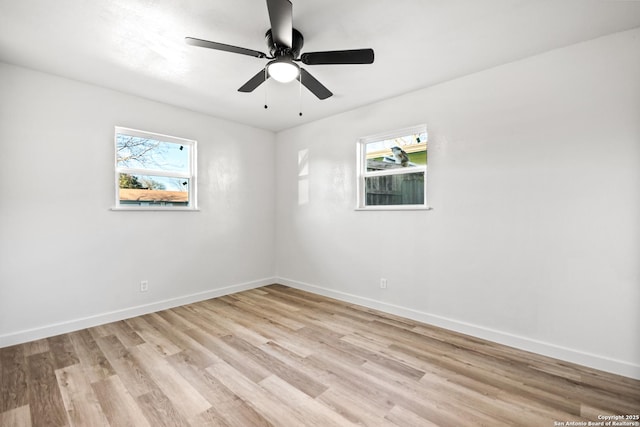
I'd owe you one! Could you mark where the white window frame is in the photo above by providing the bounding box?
[113,126,198,211]
[356,124,429,211]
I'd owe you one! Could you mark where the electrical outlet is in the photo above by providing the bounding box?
[380,278,387,289]
[140,280,149,292]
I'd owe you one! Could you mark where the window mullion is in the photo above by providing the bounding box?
[363,167,426,178]
[116,167,191,179]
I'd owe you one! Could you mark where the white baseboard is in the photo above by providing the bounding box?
[0,277,275,348]
[4,275,637,380]
[277,277,640,380]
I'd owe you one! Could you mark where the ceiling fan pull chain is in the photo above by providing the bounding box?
[298,72,303,116]
[264,68,268,109]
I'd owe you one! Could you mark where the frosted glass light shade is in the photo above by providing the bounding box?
[268,61,299,83]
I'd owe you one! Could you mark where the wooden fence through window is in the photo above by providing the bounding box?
[365,173,424,206]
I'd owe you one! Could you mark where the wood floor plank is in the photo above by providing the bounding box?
[258,340,338,389]
[67,330,114,383]
[55,364,109,427]
[128,343,211,419]
[0,345,28,413]
[205,361,306,427]
[365,360,537,425]
[237,289,301,314]
[304,312,363,336]
[190,404,270,427]
[228,293,307,330]
[386,404,439,427]
[125,316,182,356]
[171,306,229,338]
[156,309,198,331]
[220,296,306,331]
[142,314,219,369]
[168,352,274,427]
[166,351,238,405]
[220,334,328,398]
[255,323,315,358]
[2,285,638,426]
[198,305,271,347]
[333,335,426,380]
[188,409,232,427]
[212,302,314,358]
[316,384,392,426]
[182,328,271,383]
[93,335,128,363]
[22,340,49,358]
[304,351,397,411]
[390,341,586,416]
[266,285,334,306]
[0,405,32,427]
[46,336,79,370]
[410,323,640,412]
[101,320,146,348]
[26,352,68,427]
[418,358,584,424]
[94,335,157,398]
[296,326,369,367]
[259,374,358,427]
[136,388,190,427]
[92,375,151,427]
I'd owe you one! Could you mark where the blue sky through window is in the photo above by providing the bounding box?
[116,133,191,191]
[116,135,189,173]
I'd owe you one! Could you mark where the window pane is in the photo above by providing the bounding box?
[116,134,189,173]
[118,173,189,206]
[365,131,427,171]
[365,172,424,206]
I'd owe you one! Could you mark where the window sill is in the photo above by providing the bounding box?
[355,206,433,211]
[110,207,200,212]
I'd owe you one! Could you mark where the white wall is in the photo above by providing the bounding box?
[0,62,276,345]
[275,28,640,378]
[1,28,638,380]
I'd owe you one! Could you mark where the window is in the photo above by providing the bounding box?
[357,124,428,210]
[114,127,197,210]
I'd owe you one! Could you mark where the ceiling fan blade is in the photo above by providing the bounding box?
[185,37,266,59]
[238,68,269,92]
[300,48,374,65]
[266,0,293,48]
[298,68,332,100]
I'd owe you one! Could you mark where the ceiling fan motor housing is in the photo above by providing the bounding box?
[265,28,304,58]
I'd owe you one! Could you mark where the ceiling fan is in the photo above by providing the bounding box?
[185,0,374,100]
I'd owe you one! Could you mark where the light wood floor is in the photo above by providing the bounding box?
[1,285,638,427]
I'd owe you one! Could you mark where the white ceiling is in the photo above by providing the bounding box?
[1,0,639,132]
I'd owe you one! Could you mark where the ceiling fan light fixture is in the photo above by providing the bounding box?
[267,59,299,83]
